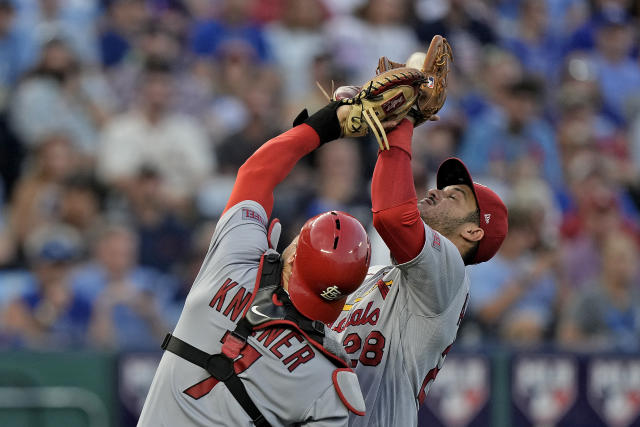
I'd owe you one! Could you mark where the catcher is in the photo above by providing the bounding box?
[138,102,373,425]
[326,36,509,426]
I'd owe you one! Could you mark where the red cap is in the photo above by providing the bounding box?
[436,158,508,264]
[288,211,371,323]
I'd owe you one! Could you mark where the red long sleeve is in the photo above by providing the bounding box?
[371,120,425,263]
[223,124,320,218]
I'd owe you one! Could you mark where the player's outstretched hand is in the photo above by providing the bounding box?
[328,69,428,150]
[378,35,453,127]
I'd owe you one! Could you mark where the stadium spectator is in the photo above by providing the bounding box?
[264,0,328,101]
[558,231,640,351]
[124,167,191,273]
[467,205,558,345]
[106,22,215,118]
[0,224,90,349]
[586,9,640,125]
[500,0,564,80]
[214,75,281,174]
[10,37,115,154]
[412,0,497,108]
[97,59,214,213]
[8,133,79,245]
[455,46,523,124]
[58,173,105,243]
[99,0,148,68]
[559,153,640,288]
[73,224,172,350]
[305,137,370,223]
[189,0,269,62]
[413,0,497,48]
[458,76,564,189]
[326,0,419,83]
[12,0,100,65]
[0,0,33,104]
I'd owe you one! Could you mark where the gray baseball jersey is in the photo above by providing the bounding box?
[139,200,365,427]
[330,223,470,427]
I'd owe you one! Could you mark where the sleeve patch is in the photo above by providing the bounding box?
[332,368,366,416]
[431,230,441,251]
[242,208,266,226]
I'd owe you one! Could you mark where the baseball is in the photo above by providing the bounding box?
[406,52,427,70]
[333,85,360,100]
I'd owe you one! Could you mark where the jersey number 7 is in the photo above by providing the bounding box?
[183,334,262,400]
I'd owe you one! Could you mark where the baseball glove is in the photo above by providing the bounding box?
[377,35,453,126]
[323,68,427,150]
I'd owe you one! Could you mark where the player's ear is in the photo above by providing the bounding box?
[461,225,484,243]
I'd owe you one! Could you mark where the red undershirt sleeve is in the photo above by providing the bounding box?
[223,124,320,218]
[371,120,426,263]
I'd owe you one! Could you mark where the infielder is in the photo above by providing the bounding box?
[305,34,508,426]
[138,103,371,426]
[330,117,508,426]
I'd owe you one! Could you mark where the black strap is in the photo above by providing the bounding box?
[300,101,342,144]
[162,334,272,427]
[275,287,325,344]
[260,251,282,288]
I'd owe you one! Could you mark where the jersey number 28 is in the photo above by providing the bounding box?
[342,330,386,368]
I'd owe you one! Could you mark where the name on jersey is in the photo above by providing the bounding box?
[210,278,253,322]
[330,301,380,333]
[252,328,315,372]
[210,278,316,373]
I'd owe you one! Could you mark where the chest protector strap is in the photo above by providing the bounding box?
[161,248,332,426]
[161,333,270,426]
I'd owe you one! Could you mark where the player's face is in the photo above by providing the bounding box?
[418,184,478,237]
[281,236,300,291]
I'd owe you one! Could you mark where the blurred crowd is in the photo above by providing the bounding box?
[0,0,639,353]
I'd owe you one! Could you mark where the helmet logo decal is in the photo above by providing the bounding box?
[320,286,343,301]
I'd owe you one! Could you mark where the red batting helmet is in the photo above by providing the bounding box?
[287,211,371,323]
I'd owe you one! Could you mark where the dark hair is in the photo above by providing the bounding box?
[143,57,173,76]
[508,76,543,98]
[463,208,480,226]
[0,0,14,12]
[461,208,480,265]
[463,242,479,265]
[62,173,106,210]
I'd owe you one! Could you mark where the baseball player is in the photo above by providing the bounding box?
[330,117,509,426]
[138,103,370,426]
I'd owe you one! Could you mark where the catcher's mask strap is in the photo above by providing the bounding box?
[161,333,272,427]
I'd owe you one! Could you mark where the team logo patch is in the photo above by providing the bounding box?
[381,92,406,114]
[432,231,441,251]
[320,286,342,301]
[424,356,490,426]
[588,358,640,427]
[426,76,435,89]
[512,356,578,426]
[242,208,266,226]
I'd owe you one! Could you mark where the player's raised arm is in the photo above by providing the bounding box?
[223,102,343,218]
[370,119,426,263]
